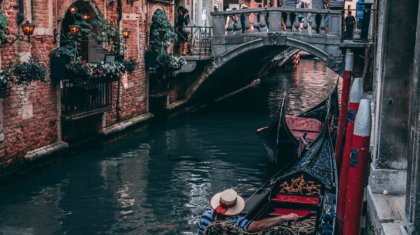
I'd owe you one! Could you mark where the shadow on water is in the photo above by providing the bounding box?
[0,59,339,235]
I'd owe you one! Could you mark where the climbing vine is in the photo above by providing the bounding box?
[149,9,177,51]
[0,11,8,44]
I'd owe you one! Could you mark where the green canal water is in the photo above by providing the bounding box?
[0,59,339,235]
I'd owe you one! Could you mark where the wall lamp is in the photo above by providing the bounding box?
[122,28,130,41]
[53,24,81,43]
[2,21,35,45]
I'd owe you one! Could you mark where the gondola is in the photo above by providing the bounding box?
[204,108,338,235]
[256,84,338,168]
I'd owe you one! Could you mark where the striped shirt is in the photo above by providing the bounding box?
[197,209,252,235]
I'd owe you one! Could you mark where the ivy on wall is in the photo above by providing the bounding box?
[0,11,9,44]
[149,9,176,51]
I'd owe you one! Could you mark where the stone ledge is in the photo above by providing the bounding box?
[99,113,153,136]
[167,100,187,111]
[367,186,405,235]
[368,164,407,194]
[24,141,69,161]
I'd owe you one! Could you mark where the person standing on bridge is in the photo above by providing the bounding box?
[256,4,263,32]
[176,6,187,55]
[345,10,356,39]
[240,4,248,33]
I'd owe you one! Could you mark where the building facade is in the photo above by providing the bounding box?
[0,0,174,175]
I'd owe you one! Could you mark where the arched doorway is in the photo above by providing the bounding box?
[60,1,102,62]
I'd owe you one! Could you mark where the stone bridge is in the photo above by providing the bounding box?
[173,7,352,104]
[210,7,343,71]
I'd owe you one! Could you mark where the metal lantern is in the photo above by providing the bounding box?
[20,21,35,42]
[68,25,81,36]
[82,13,91,21]
[122,28,130,40]
[69,6,77,15]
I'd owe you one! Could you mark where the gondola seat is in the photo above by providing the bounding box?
[272,194,319,206]
[285,115,322,142]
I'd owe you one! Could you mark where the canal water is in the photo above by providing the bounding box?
[0,59,339,235]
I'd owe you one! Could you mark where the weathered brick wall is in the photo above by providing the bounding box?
[0,1,59,167]
[0,0,175,170]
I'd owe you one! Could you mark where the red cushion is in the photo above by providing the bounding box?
[272,194,320,205]
[286,115,322,132]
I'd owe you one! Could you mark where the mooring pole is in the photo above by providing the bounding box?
[336,50,354,164]
[343,98,371,235]
[337,77,363,234]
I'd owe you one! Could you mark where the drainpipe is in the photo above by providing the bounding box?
[116,2,123,122]
[116,80,121,122]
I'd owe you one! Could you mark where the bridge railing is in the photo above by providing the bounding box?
[177,25,213,59]
[211,7,342,37]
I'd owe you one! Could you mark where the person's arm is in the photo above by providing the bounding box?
[247,213,299,232]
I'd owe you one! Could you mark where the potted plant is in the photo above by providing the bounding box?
[13,59,47,84]
[157,53,186,71]
[122,58,138,74]
[49,45,75,82]
[0,69,11,98]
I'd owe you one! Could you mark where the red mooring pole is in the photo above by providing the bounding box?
[343,98,371,235]
[337,77,363,234]
[336,50,354,165]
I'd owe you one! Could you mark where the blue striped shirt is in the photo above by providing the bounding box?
[197,209,252,235]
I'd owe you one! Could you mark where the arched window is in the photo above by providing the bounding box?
[61,1,102,62]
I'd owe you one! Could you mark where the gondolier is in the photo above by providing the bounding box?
[197,188,299,235]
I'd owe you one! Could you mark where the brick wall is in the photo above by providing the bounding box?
[0,0,175,170]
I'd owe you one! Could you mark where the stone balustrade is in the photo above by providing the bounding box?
[211,7,342,37]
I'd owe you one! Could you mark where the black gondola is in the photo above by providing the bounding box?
[204,106,338,235]
[256,84,338,168]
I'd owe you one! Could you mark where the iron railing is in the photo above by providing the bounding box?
[177,26,213,59]
[61,79,113,120]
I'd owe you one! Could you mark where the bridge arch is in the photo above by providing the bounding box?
[184,36,342,102]
[214,37,341,72]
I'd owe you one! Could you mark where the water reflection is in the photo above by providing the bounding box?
[0,59,339,234]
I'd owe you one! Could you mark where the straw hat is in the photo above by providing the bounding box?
[210,189,246,216]
[240,4,248,9]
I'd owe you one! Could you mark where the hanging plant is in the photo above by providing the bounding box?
[0,11,9,44]
[13,59,48,84]
[122,58,138,74]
